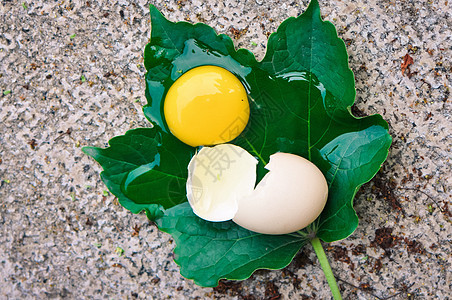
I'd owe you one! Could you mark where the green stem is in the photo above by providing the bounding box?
[310,237,342,300]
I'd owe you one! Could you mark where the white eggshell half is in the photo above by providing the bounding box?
[233,152,328,235]
[186,144,258,222]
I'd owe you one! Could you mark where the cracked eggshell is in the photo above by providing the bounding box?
[233,152,328,235]
[186,144,258,222]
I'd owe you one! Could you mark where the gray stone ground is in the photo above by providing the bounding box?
[0,0,450,299]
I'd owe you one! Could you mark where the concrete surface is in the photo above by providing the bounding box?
[0,0,450,299]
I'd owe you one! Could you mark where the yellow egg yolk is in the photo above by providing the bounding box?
[164,65,250,147]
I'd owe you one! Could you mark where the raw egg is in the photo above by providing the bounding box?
[186,144,329,234]
[164,66,250,147]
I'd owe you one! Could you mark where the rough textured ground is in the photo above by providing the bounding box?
[1,0,451,299]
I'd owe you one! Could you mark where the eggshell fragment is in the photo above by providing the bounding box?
[232,153,328,235]
[186,144,257,222]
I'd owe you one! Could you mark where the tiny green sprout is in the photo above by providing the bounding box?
[81,75,86,82]
[70,34,76,39]
[360,255,368,261]
[70,192,76,201]
[250,41,257,46]
[22,2,27,9]
[427,204,434,213]
[85,185,92,189]
[134,98,141,103]
[3,90,11,96]
[115,247,124,256]
[102,190,109,196]
[94,243,102,248]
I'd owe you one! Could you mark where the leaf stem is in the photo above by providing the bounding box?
[310,237,342,300]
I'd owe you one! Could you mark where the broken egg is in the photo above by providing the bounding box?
[232,152,328,234]
[186,144,328,234]
[186,144,258,222]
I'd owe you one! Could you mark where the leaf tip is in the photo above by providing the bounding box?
[81,146,92,155]
[306,0,320,12]
[81,146,99,159]
[302,0,322,23]
[149,4,158,14]
[149,4,168,24]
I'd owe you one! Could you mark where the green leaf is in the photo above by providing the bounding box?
[85,0,392,286]
[156,202,307,287]
[144,0,390,238]
[83,127,195,220]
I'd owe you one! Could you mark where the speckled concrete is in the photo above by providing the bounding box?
[0,0,450,299]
